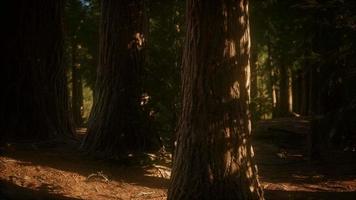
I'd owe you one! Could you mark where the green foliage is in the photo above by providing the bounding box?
[64,0,185,143]
[143,1,185,142]
[250,0,356,118]
[63,0,355,140]
[64,0,99,124]
[65,0,99,90]
[82,84,93,122]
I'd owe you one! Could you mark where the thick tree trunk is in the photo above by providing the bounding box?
[1,0,72,142]
[82,0,160,156]
[71,41,84,126]
[168,1,264,199]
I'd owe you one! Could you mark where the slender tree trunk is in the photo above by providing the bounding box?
[271,70,278,118]
[308,66,323,115]
[266,40,277,118]
[292,70,299,114]
[82,0,160,156]
[308,68,316,115]
[71,41,84,127]
[251,50,259,121]
[1,0,72,142]
[278,63,290,116]
[301,69,310,115]
[288,68,293,113]
[168,1,264,199]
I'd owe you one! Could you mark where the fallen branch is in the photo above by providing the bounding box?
[86,171,109,183]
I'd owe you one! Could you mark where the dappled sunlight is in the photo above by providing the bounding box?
[252,119,356,199]
[128,33,145,50]
[2,130,355,200]
[224,40,236,58]
[262,180,356,192]
[230,81,240,99]
[3,0,356,199]
[144,164,171,180]
[0,148,169,200]
[1,156,101,199]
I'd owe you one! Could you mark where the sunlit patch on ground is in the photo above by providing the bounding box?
[1,131,355,200]
[0,148,168,200]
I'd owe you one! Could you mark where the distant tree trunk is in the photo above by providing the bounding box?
[278,63,290,116]
[266,40,277,118]
[288,69,293,112]
[82,0,160,156]
[1,0,72,142]
[308,66,322,115]
[71,41,83,126]
[292,70,302,114]
[168,1,264,199]
[307,69,314,115]
[301,68,309,115]
[251,50,259,121]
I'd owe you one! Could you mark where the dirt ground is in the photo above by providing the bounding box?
[1,122,356,200]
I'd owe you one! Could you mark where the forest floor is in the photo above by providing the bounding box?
[1,119,356,200]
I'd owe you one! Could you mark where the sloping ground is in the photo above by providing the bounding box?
[254,141,356,200]
[256,117,311,135]
[255,118,356,199]
[0,144,169,200]
[1,121,355,200]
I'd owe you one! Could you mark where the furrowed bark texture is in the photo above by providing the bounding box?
[168,0,264,200]
[1,0,72,142]
[83,0,159,156]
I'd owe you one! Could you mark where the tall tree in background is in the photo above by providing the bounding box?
[82,0,160,156]
[168,0,264,199]
[145,1,185,147]
[66,0,85,126]
[71,40,84,126]
[278,62,290,116]
[1,1,72,142]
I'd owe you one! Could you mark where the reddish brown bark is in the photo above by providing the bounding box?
[168,1,264,199]
[82,0,160,156]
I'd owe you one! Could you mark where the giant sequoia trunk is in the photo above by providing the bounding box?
[82,0,159,156]
[1,1,72,142]
[168,1,264,199]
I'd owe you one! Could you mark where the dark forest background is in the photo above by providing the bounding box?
[63,0,356,150]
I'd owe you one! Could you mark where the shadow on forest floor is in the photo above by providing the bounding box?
[254,140,356,199]
[0,130,169,199]
[0,179,81,200]
[0,140,170,190]
[264,190,356,200]
[253,118,356,199]
[1,120,356,199]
